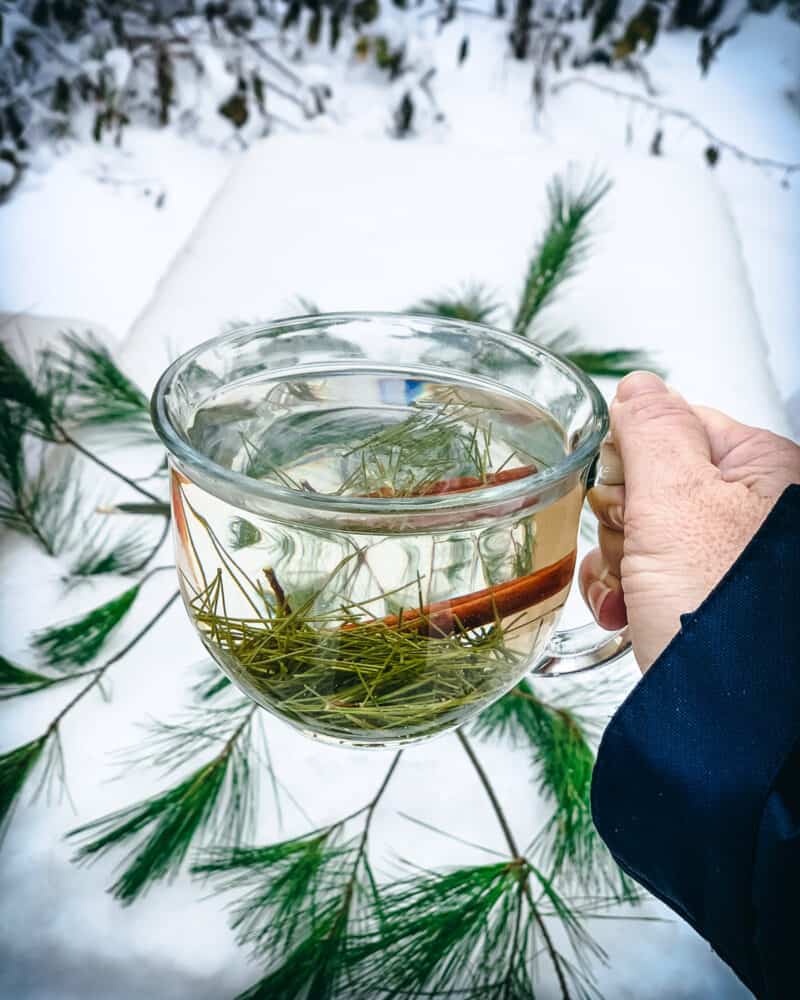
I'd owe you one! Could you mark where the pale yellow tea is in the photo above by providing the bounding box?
[172,370,582,745]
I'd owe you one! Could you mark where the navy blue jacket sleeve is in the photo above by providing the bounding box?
[591,485,800,999]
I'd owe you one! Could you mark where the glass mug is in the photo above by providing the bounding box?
[151,313,628,748]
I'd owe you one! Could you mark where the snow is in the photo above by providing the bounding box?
[121,136,790,439]
[1,12,798,423]
[0,11,798,1000]
[0,131,233,337]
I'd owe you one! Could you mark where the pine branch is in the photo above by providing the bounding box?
[565,348,662,379]
[69,702,258,904]
[0,590,179,839]
[196,752,402,999]
[23,456,84,556]
[0,405,83,555]
[193,661,233,701]
[473,680,625,896]
[0,654,62,701]
[408,284,503,325]
[42,332,153,441]
[0,734,51,839]
[60,431,164,505]
[33,583,142,669]
[513,172,612,337]
[456,729,577,1000]
[69,524,157,581]
[0,725,67,842]
[351,861,532,999]
[0,339,164,504]
[193,827,355,958]
[0,342,62,439]
[538,331,664,379]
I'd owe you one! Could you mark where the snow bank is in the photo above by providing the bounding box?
[123,134,789,437]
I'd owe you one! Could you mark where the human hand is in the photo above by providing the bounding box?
[580,372,800,672]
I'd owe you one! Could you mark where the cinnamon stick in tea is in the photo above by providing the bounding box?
[350,549,576,638]
[367,464,537,498]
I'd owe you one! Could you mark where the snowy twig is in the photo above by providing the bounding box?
[551,76,800,177]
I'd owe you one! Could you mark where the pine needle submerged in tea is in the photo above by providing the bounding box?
[173,375,581,744]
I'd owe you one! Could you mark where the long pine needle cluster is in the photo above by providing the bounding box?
[34,584,142,669]
[0,655,62,701]
[513,172,612,338]
[69,701,259,904]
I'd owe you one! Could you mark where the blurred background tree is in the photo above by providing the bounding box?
[2,0,797,199]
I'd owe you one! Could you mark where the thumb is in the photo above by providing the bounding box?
[610,372,714,501]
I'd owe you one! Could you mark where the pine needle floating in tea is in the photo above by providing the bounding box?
[335,393,517,498]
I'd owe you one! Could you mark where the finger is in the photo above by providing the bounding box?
[597,437,625,486]
[691,405,754,466]
[598,523,624,579]
[588,482,626,531]
[611,372,715,502]
[579,547,628,632]
[693,404,800,495]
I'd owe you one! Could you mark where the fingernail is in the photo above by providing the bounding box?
[616,371,667,402]
[598,588,628,631]
[608,504,624,530]
[587,580,610,622]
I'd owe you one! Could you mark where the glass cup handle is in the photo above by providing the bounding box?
[533,435,631,677]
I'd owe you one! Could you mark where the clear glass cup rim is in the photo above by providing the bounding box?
[150,311,609,516]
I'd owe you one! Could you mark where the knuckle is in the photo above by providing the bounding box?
[614,392,691,433]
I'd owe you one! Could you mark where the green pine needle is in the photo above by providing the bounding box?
[540,331,664,379]
[33,584,141,669]
[473,680,606,889]
[352,862,529,999]
[0,342,61,439]
[69,715,256,904]
[43,332,152,439]
[193,662,233,700]
[26,456,83,556]
[69,526,154,580]
[513,172,612,336]
[408,284,503,325]
[234,891,358,1000]
[0,654,60,701]
[565,348,663,378]
[0,409,82,555]
[193,828,353,959]
[0,733,52,838]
